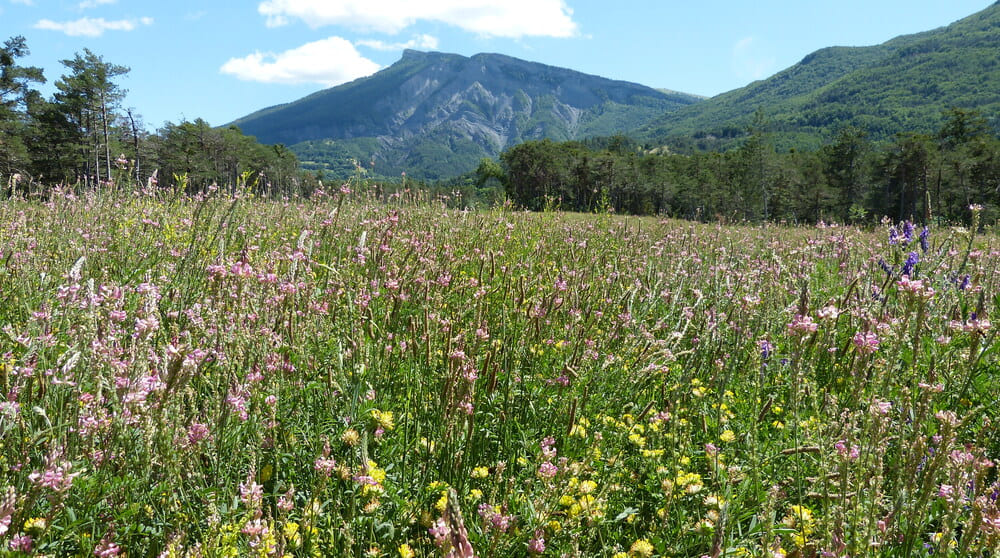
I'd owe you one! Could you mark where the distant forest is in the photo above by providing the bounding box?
[481,109,1000,225]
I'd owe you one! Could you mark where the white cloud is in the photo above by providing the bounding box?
[10,0,34,5]
[732,36,776,82]
[356,34,439,52]
[34,16,153,37]
[78,0,116,9]
[220,36,381,86]
[257,0,578,38]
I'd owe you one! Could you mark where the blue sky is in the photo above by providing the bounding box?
[2,0,993,131]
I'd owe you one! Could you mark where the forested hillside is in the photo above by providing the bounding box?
[639,2,1000,151]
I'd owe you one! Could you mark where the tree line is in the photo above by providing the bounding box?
[0,36,311,195]
[486,109,1000,224]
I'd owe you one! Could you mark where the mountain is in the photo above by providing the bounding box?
[638,2,1000,150]
[230,50,702,179]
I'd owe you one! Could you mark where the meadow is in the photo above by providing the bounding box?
[0,183,998,557]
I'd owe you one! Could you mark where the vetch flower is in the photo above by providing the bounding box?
[901,251,919,277]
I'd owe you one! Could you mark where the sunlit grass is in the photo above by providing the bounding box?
[0,187,998,557]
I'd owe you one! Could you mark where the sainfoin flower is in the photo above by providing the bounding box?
[28,460,80,493]
[93,535,122,557]
[0,486,14,536]
[239,477,264,508]
[787,315,818,335]
[537,461,558,479]
[9,534,32,552]
[853,331,879,354]
[528,530,546,554]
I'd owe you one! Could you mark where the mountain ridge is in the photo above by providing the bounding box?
[230,50,702,179]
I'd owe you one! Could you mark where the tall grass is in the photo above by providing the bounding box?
[0,186,998,557]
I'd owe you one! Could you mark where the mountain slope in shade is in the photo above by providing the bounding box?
[638,2,1000,150]
[230,50,702,179]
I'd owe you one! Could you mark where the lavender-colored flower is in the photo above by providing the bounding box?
[902,221,915,244]
[919,226,930,253]
[760,340,773,360]
[878,258,893,276]
[888,226,899,245]
[959,274,971,290]
[901,251,919,277]
[278,487,295,511]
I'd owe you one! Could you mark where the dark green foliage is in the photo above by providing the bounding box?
[499,109,1000,224]
[0,36,44,177]
[150,120,305,193]
[51,49,129,185]
[0,37,313,196]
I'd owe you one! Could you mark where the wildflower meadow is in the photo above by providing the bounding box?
[0,183,998,557]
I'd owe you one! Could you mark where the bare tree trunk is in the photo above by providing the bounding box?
[101,90,112,186]
[91,112,100,188]
[127,109,140,184]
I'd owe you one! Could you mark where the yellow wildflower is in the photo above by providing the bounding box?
[470,466,489,479]
[341,429,361,446]
[629,539,655,557]
[370,409,395,430]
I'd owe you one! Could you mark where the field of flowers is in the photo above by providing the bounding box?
[0,185,998,557]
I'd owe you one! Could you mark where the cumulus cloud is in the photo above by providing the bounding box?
[220,36,382,86]
[356,34,439,52]
[257,0,578,38]
[34,16,153,37]
[78,0,116,9]
[732,36,776,82]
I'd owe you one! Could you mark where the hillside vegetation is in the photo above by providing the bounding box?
[638,2,1000,151]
